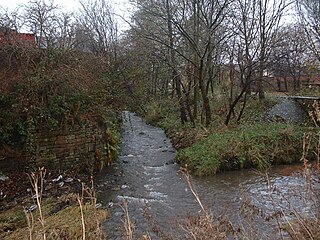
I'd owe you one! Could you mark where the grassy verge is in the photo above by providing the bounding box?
[0,195,107,240]
[178,123,308,175]
[144,97,316,176]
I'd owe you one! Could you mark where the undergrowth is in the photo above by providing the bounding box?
[0,46,123,147]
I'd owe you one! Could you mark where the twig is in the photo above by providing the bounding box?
[77,190,86,240]
[24,208,34,240]
[28,167,46,240]
[119,199,134,240]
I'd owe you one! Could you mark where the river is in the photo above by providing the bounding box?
[96,111,315,239]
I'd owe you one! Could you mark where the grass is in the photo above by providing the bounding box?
[178,123,311,176]
[297,86,320,97]
[144,96,316,176]
[0,196,107,240]
[0,167,107,240]
[0,205,27,237]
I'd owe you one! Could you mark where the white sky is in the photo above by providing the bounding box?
[0,0,130,12]
[0,0,133,31]
[1,0,80,12]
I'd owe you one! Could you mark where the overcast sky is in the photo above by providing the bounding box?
[0,0,133,31]
[1,0,80,11]
[0,0,130,12]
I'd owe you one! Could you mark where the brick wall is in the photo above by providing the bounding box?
[0,122,109,173]
[26,124,108,173]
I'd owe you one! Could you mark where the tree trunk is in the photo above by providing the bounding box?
[192,0,200,121]
[198,59,211,126]
[193,70,199,120]
[166,0,188,124]
[258,58,265,99]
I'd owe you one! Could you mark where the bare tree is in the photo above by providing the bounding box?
[0,6,23,31]
[54,12,78,49]
[131,0,230,126]
[296,0,320,61]
[224,0,287,125]
[77,0,118,58]
[269,25,309,92]
[23,0,60,48]
[256,0,287,99]
[165,0,188,124]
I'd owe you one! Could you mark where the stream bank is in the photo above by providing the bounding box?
[146,97,316,176]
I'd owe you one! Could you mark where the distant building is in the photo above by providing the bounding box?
[269,75,320,92]
[0,27,35,47]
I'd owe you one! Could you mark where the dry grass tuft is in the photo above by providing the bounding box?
[0,169,107,240]
[120,199,134,240]
[11,203,106,240]
[179,213,232,240]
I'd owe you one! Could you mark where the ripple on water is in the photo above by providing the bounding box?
[143,165,168,173]
[149,191,168,200]
[99,112,318,239]
[144,182,163,191]
[243,175,314,217]
[117,195,164,204]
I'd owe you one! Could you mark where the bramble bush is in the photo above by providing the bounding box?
[0,46,122,147]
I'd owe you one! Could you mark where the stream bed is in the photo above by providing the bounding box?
[96,111,315,239]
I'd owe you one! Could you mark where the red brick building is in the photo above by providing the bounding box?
[0,28,35,47]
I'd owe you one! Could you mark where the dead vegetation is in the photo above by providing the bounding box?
[0,168,107,240]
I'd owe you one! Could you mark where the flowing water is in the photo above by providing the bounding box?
[96,111,314,239]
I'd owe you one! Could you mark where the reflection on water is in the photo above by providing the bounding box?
[96,112,316,239]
